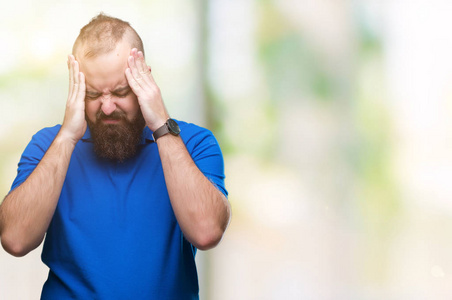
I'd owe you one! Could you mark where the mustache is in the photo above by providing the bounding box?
[96,110,127,121]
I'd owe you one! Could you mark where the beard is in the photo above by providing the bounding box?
[87,110,146,162]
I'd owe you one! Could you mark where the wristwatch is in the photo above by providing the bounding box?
[152,119,181,141]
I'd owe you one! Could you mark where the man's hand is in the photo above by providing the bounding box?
[125,48,169,131]
[60,55,87,144]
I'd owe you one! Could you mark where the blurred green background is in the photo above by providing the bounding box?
[2,0,452,299]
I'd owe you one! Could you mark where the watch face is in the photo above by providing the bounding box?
[167,119,181,135]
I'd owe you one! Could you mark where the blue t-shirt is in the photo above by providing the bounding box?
[10,120,227,299]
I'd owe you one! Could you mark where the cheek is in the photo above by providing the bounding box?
[85,100,101,121]
[118,95,140,117]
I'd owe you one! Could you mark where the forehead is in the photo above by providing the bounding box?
[78,41,131,92]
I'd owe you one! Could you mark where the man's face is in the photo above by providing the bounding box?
[77,41,145,161]
[78,41,140,124]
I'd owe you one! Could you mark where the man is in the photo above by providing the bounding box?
[0,14,231,299]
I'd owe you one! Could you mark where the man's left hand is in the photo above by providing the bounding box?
[125,48,169,131]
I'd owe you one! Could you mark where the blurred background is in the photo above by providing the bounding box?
[1,0,452,299]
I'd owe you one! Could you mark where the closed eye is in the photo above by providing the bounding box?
[85,94,101,101]
[113,90,131,98]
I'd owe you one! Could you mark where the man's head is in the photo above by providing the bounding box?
[73,13,146,162]
[73,13,144,59]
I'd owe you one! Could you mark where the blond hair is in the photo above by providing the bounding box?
[72,13,144,58]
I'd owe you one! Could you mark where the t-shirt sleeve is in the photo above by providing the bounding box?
[182,125,228,198]
[10,126,59,192]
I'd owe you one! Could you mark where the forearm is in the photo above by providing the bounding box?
[0,133,75,256]
[157,135,231,250]
[125,49,230,248]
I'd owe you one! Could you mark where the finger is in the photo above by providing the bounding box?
[138,57,157,86]
[69,60,80,103]
[125,67,143,96]
[143,65,158,87]
[68,55,74,96]
[72,72,85,110]
[128,55,146,87]
[130,50,156,87]
[77,72,86,104]
[129,49,151,85]
[136,51,154,87]
[73,60,80,85]
[73,71,81,102]
[135,51,148,75]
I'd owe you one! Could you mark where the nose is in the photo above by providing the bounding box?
[100,95,117,116]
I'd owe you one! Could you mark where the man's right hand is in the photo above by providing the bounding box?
[60,55,87,145]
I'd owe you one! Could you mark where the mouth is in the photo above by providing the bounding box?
[101,118,122,124]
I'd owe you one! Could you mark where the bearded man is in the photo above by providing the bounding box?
[0,13,231,299]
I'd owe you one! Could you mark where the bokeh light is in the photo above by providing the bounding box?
[2,1,452,299]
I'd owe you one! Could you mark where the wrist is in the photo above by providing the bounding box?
[56,128,82,147]
[152,118,181,142]
[147,114,170,132]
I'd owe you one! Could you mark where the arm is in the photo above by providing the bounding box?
[125,49,231,250]
[0,56,87,256]
[157,134,231,250]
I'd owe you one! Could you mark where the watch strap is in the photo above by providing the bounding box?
[152,122,170,141]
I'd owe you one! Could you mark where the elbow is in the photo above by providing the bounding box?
[192,216,230,251]
[1,239,29,257]
[193,227,225,251]
[1,232,34,257]
[189,195,232,250]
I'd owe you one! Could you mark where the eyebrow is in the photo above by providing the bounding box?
[112,86,131,94]
[85,86,131,96]
[85,90,101,96]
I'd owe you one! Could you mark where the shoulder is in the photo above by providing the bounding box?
[176,120,228,196]
[177,120,210,136]
[29,125,61,149]
[32,124,61,139]
[177,120,220,152]
[9,125,62,192]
